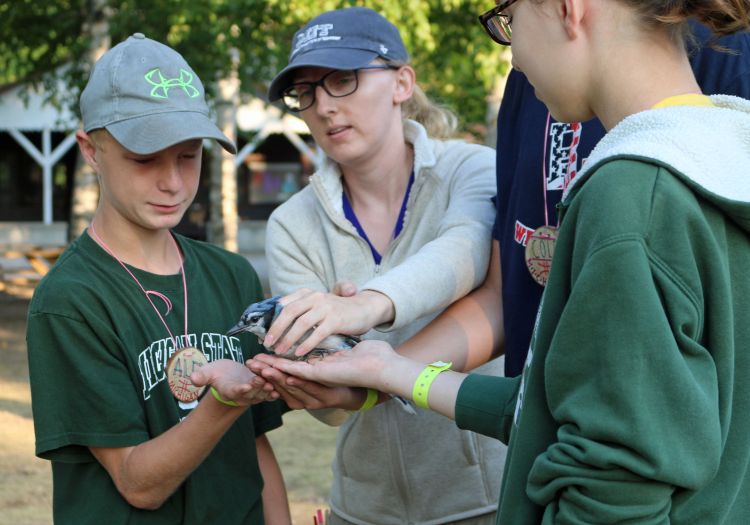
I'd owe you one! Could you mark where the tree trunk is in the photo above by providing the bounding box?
[68,159,100,239]
[68,0,110,240]
[207,49,240,252]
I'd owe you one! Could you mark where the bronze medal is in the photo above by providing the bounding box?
[525,225,558,286]
[166,347,207,402]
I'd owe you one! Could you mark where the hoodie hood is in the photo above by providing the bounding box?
[564,95,750,233]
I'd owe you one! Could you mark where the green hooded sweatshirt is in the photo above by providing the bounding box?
[456,95,750,524]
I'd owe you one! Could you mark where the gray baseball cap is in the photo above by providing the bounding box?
[80,33,236,155]
[267,7,409,102]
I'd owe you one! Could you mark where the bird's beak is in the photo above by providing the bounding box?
[226,322,246,336]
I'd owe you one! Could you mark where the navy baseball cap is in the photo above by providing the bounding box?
[267,7,409,102]
[80,33,236,155]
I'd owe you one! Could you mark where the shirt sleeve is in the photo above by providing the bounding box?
[455,374,520,443]
[250,399,285,437]
[362,145,496,331]
[28,309,149,462]
[527,239,722,523]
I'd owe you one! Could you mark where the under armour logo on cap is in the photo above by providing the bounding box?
[144,68,201,99]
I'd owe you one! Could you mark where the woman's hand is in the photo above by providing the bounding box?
[254,340,398,391]
[264,284,395,358]
[256,340,465,421]
[190,359,279,406]
[246,357,366,411]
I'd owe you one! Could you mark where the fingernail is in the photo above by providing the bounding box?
[264,334,275,346]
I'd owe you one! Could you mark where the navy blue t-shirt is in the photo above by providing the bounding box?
[495,23,750,377]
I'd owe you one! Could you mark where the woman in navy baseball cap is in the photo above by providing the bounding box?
[255,6,506,525]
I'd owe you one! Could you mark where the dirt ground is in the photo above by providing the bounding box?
[0,284,336,525]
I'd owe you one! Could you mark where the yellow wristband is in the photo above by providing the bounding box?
[210,386,239,407]
[412,361,452,410]
[359,388,379,412]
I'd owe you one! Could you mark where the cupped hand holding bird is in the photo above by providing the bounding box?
[246,357,366,411]
[190,359,279,407]
[255,340,464,421]
[253,339,400,393]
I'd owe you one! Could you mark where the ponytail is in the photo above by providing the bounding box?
[383,60,459,139]
[401,83,459,140]
[628,0,750,37]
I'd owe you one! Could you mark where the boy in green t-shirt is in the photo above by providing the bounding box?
[26,33,290,524]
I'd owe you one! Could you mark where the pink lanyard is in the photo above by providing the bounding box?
[88,223,189,348]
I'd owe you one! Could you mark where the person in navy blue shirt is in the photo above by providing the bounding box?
[495,21,750,377]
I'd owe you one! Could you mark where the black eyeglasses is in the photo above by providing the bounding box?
[281,65,396,112]
[479,0,520,46]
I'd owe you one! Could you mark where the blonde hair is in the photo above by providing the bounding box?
[401,82,460,140]
[384,60,459,139]
[88,128,111,151]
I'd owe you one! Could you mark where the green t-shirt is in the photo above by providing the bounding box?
[27,232,283,524]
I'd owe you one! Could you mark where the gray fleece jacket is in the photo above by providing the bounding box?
[266,120,506,524]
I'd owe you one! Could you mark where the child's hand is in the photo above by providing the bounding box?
[191,359,279,406]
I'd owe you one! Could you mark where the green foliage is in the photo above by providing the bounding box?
[0,0,86,83]
[0,0,90,111]
[0,0,510,134]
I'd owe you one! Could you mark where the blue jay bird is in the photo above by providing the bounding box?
[227,295,416,414]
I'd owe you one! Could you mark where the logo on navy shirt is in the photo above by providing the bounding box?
[547,122,580,190]
[514,220,535,247]
[514,122,586,247]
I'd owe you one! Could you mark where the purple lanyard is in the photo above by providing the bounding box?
[343,170,415,264]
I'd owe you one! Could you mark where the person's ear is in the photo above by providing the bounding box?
[76,129,100,171]
[393,65,416,105]
[561,0,586,40]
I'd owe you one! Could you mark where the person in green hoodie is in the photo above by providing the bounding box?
[253,0,750,523]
